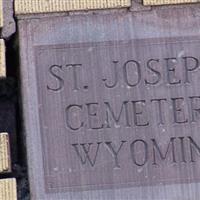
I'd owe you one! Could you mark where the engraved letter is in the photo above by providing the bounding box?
[132,100,149,126]
[86,103,104,130]
[189,96,200,123]
[188,136,200,162]
[145,59,161,85]
[102,61,119,88]
[72,143,102,167]
[47,65,64,91]
[179,137,187,163]
[130,139,148,166]
[151,98,167,125]
[123,60,141,87]
[165,57,181,85]
[105,101,130,128]
[183,56,199,83]
[66,104,83,131]
[105,141,127,169]
[171,97,188,124]
[152,137,176,165]
[65,64,82,91]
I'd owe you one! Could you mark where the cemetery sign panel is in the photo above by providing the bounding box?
[18,6,200,200]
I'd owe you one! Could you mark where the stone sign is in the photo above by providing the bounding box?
[36,38,200,191]
[18,6,200,200]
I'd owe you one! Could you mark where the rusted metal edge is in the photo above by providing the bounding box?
[15,0,131,15]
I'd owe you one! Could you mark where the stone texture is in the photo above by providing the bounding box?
[1,0,16,38]
[18,4,200,200]
[0,178,17,200]
[15,0,131,14]
[0,40,5,78]
[0,133,11,173]
[0,0,3,28]
[143,0,200,5]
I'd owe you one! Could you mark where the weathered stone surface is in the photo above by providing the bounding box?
[0,39,5,77]
[18,5,200,200]
[15,0,131,15]
[0,178,17,200]
[1,0,16,38]
[0,0,3,28]
[0,133,11,173]
[144,0,200,5]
